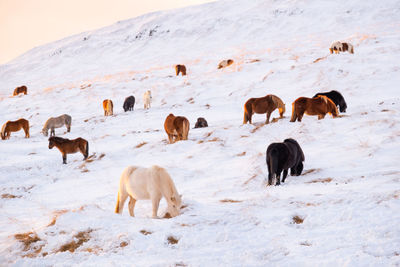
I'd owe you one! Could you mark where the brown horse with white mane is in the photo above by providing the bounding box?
[103,99,113,116]
[243,94,285,124]
[1,119,30,140]
[164,114,190,144]
[48,136,89,164]
[290,95,338,122]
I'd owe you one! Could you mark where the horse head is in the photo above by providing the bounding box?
[48,137,55,149]
[167,194,182,218]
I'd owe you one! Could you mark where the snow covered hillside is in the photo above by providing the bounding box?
[1,0,400,265]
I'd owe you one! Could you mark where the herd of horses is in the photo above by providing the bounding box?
[3,41,352,218]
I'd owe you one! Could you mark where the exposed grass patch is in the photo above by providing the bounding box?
[292,215,304,224]
[57,229,93,253]
[167,235,179,245]
[15,232,41,251]
[47,209,69,227]
[135,142,147,148]
[302,168,320,175]
[306,178,333,184]
[120,241,129,247]
[236,151,246,156]
[220,199,242,203]
[300,241,312,246]
[140,230,152,235]
[2,193,20,199]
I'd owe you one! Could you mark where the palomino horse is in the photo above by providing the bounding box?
[13,85,27,96]
[329,41,354,54]
[175,64,187,76]
[103,99,114,116]
[42,114,72,136]
[243,94,286,124]
[313,90,347,113]
[123,96,135,112]
[143,90,152,109]
[48,136,89,164]
[1,119,30,140]
[164,114,190,144]
[218,59,234,69]
[266,138,305,186]
[290,95,338,122]
[115,165,182,218]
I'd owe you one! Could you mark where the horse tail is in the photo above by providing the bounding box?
[85,140,89,158]
[268,149,278,184]
[115,190,121,213]
[243,100,252,124]
[115,166,137,214]
[290,102,297,122]
[182,119,189,140]
[350,44,354,54]
[1,122,7,139]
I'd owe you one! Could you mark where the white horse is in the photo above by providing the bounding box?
[329,41,354,54]
[115,165,182,218]
[143,90,152,109]
[42,114,72,136]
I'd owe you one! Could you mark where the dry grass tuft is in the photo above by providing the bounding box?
[15,232,41,251]
[47,209,69,227]
[292,215,304,224]
[167,235,179,245]
[220,199,243,203]
[302,168,320,175]
[175,262,188,267]
[57,229,93,253]
[2,193,20,199]
[135,142,147,148]
[313,56,327,63]
[186,97,195,104]
[140,230,152,235]
[300,241,312,246]
[119,241,129,247]
[306,178,333,184]
[250,124,263,133]
[208,137,222,142]
[236,151,246,156]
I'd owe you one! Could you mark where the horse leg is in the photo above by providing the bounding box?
[266,112,271,124]
[167,134,174,144]
[115,190,129,214]
[128,197,136,217]
[282,169,288,183]
[318,114,325,120]
[51,128,55,136]
[275,172,281,186]
[67,124,71,132]
[151,195,162,218]
[297,113,303,122]
[62,153,67,164]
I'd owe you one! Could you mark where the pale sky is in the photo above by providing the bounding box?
[0,0,214,64]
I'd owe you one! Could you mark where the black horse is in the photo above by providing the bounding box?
[266,138,305,186]
[123,96,135,112]
[194,117,208,128]
[313,90,347,113]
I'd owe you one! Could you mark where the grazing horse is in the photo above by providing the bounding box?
[164,113,190,144]
[1,119,30,140]
[175,64,187,76]
[218,59,234,69]
[143,90,152,109]
[243,94,286,124]
[266,138,305,186]
[329,41,354,54]
[290,95,338,122]
[194,117,208,128]
[42,114,72,136]
[115,165,182,218]
[103,99,114,116]
[123,96,135,112]
[13,85,27,96]
[313,90,347,113]
[48,136,88,164]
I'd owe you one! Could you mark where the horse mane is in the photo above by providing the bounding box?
[318,95,328,104]
[326,97,339,115]
[49,136,70,144]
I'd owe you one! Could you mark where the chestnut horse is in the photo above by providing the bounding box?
[13,85,27,96]
[290,95,338,122]
[115,165,182,218]
[243,94,285,124]
[1,119,30,140]
[164,114,190,144]
[218,59,234,69]
[103,99,113,116]
[175,64,187,76]
[48,136,89,164]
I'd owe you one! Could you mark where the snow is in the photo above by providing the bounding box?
[1,0,400,265]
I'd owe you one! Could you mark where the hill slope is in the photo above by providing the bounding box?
[1,0,400,265]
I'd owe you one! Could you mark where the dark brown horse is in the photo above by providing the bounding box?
[48,136,89,164]
[290,96,338,122]
[175,64,187,76]
[243,94,285,124]
[13,85,27,96]
[164,114,190,144]
[1,119,30,140]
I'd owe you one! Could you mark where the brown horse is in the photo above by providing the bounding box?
[290,95,339,122]
[218,59,234,69]
[13,85,27,96]
[175,64,187,76]
[243,94,286,124]
[103,99,113,116]
[48,136,89,164]
[1,119,30,140]
[164,114,190,144]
